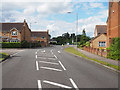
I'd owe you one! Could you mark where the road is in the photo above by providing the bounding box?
[2,46,118,89]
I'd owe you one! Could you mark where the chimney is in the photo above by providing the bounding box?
[24,19,26,26]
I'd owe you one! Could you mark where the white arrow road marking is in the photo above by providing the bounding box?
[40,67,62,72]
[43,80,72,89]
[58,51,61,53]
[38,80,42,90]
[69,78,79,90]
[39,61,59,65]
[58,61,66,70]
[36,61,39,70]
[54,55,58,59]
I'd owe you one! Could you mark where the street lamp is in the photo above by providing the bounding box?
[67,11,78,49]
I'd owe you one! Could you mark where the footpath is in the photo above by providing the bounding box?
[74,47,118,66]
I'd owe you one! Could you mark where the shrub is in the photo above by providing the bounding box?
[21,40,29,48]
[1,42,21,48]
[108,37,120,60]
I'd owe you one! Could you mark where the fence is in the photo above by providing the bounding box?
[83,46,110,58]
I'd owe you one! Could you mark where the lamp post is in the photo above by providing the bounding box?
[67,11,78,49]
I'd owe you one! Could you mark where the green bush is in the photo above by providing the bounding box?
[1,42,21,48]
[1,40,41,48]
[108,37,120,60]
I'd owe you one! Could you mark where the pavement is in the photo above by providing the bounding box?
[73,47,118,66]
[2,46,118,89]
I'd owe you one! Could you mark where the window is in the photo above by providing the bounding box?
[41,36,45,39]
[99,41,106,47]
[33,36,37,39]
[4,32,6,36]
[12,31,17,36]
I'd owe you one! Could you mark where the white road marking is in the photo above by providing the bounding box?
[51,49,53,54]
[41,50,45,53]
[58,61,66,70]
[40,67,62,72]
[38,80,42,90]
[39,61,59,65]
[47,58,56,60]
[10,50,24,57]
[36,61,39,70]
[58,51,61,53]
[54,55,58,59]
[43,80,72,89]
[37,57,56,60]
[69,78,79,90]
[36,55,37,59]
[35,52,37,54]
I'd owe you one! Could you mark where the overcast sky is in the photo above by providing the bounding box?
[1,0,109,37]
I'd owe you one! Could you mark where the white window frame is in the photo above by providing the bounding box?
[12,31,17,36]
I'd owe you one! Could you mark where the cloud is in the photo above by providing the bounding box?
[89,3,105,8]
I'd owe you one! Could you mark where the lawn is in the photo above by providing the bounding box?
[0,53,8,61]
[64,47,119,70]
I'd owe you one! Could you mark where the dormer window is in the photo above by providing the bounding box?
[12,31,17,36]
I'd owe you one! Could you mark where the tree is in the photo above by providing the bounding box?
[82,28,86,36]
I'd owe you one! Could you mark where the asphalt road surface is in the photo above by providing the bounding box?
[2,46,118,90]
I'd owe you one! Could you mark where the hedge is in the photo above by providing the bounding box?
[0,40,41,48]
[108,37,120,60]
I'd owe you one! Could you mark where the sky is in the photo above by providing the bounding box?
[0,0,110,37]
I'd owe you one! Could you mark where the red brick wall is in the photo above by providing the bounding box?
[107,1,120,47]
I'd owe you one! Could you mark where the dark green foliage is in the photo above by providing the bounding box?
[108,37,120,60]
[1,40,41,48]
[21,40,29,48]
[1,42,21,48]
[52,29,91,45]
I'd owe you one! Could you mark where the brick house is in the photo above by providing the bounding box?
[0,20,50,46]
[107,0,120,47]
[90,25,107,49]
[31,31,49,47]
[0,20,31,42]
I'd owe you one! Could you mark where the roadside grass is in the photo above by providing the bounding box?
[64,47,119,70]
[0,53,8,61]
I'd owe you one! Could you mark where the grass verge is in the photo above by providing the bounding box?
[0,53,8,61]
[64,47,119,70]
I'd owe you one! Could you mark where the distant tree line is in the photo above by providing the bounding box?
[52,29,91,47]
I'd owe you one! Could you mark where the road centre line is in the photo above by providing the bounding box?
[36,61,39,70]
[54,55,58,59]
[58,61,66,70]
[38,80,42,90]
[43,80,72,89]
[40,66,62,72]
[36,55,37,59]
[69,78,79,90]
[39,61,59,65]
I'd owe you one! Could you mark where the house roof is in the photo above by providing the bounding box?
[95,25,107,35]
[0,23,24,32]
[31,31,48,37]
[90,33,107,42]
